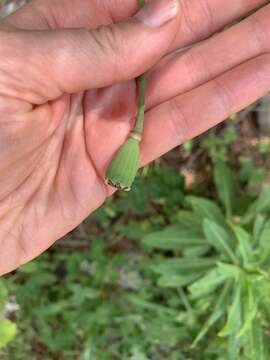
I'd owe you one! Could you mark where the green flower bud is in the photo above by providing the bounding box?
[105,133,141,191]
[105,0,146,192]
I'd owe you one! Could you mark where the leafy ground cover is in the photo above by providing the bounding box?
[1,118,270,359]
[1,2,270,358]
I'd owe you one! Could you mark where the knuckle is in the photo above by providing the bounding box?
[93,24,120,57]
[211,77,231,115]
[90,24,130,81]
[248,15,270,54]
[181,0,215,39]
[169,97,191,143]
[183,47,213,87]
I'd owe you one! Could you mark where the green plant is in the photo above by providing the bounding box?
[201,127,237,161]
[143,161,270,359]
[2,163,189,360]
[3,160,270,359]
[238,156,266,187]
[257,138,270,155]
[0,279,17,349]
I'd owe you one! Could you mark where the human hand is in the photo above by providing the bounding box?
[0,0,269,274]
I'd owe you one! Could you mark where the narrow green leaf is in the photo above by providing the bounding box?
[231,225,253,266]
[214,160,235,216]
[255,279,270,318]
[203,219,238,264]
[257,219,270,264]
[142,225,205,250]
[242,186,270,224]
[157,273,203,288]
[238,280,258,337]
[253,215,265,245]
[219,284,242,338]
[218,274,243,360]
[188,268,230,299]
[192,281,232,347]
[245,318,266,360]
[182,245,210,257]
[186,196,227,227]
[125,294,178,316]
[228,334,242,360]
[151,257,217,276]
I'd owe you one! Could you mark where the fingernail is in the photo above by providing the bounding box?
[136,0,179,28]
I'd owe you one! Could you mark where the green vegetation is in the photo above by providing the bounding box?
[143,161,270,359]
[1,129,270,359]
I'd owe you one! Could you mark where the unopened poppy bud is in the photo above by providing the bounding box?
[104,0,146,192]
[105,132,141,191]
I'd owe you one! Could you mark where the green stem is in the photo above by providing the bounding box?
[133,0,146,136]
[138,0,145,8]
[178,288,193,313]
[133,74,146,135]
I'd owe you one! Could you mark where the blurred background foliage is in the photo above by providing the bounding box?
[1,1,270,359]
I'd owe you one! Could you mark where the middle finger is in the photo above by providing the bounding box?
[147,3,270,109]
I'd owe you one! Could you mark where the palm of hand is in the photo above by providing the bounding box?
[0,0,141,273]
[1,0,270,274]
[0,67,137,274]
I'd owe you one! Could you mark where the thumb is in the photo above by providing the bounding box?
[0,0,179,103]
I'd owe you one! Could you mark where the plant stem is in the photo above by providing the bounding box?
[178,288,193,313]
[132,0,146,137]
[133,74,146,135]
[104,0,147,191]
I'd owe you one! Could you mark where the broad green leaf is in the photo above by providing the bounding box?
[245,318,266,360]
[219,284,242,338]
[231,225,253,266]
[157,273,204,288]
[142,225,205,250]
[243,186,270,224]
[214,161,235,216]
[192,281,232,347]
[257,219,270,263]
[188,268,230,299]
[186,196,227,227]
[151,257,217,276]
[203,219,238,264]
[0,319,17,348]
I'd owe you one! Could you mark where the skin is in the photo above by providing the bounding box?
[0,0,270,275]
